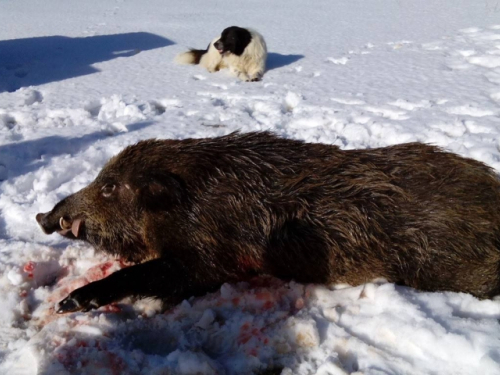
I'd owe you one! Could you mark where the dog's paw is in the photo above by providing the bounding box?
[235,72,250,81]
[56,284,106,313]
[207,65,220,73]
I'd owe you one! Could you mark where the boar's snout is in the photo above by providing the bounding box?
[36,210,83,238]
[36,211,60,235]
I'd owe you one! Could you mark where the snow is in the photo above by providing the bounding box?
[1,0,500,373]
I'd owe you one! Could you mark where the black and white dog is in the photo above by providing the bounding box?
[175,26,267,82]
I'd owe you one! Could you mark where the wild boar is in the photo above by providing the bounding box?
[36,132,500,313]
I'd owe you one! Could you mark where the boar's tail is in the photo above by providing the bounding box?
[174,49,207,65]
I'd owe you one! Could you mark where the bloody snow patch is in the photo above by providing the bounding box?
[33,259,128,326]
[5,278,500,375]
[6,277,308,374]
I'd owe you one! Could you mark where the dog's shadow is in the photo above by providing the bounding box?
[0,32,174,92]
[266,52,304,71]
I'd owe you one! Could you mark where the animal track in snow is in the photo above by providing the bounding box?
[23,90,43,106]
[0,112,17,130]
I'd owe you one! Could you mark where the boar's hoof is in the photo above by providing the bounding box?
[57,286,102,313]
[57,297,82,314]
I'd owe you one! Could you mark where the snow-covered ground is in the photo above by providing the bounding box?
[1,0,500,374]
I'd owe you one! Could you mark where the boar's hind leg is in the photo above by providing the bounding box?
[57,258,215,313]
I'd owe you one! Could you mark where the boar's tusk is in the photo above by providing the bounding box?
[72,218,82,238]
[59,217,71,230]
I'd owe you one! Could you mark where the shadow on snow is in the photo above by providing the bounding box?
[0,32,174,92]
[266,52,304,71]
[0,121,155,181]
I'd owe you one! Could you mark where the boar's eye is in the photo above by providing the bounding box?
[101,183,116,198]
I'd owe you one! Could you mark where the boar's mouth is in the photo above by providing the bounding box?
[36,213,85,240]
[58,216,83,238]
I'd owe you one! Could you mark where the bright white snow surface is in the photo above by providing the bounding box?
[1,1,500,374]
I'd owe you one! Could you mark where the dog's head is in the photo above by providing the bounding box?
[213,26,252,56]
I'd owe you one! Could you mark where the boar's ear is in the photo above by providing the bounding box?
[136,172,185,211]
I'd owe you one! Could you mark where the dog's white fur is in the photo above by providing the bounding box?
[175,29,267,81]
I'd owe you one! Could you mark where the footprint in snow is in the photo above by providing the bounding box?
[23,90,43,106]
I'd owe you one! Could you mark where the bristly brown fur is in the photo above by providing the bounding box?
[36,132,500,312]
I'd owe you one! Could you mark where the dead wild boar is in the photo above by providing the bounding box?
[36,132,500,313]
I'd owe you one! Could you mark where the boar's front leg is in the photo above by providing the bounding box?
[57,257,218,313]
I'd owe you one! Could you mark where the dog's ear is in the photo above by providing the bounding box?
[134,172,186,211]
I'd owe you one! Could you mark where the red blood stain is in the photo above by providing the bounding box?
[75,340,88,348]
[24,261,36,278]
[23,261,36,273]
[255,291,272,300]
[238,335,251,344]
[85,261,116,282]
[295,297,305,310]
[108,352,126,375]
[262,301,274,310]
